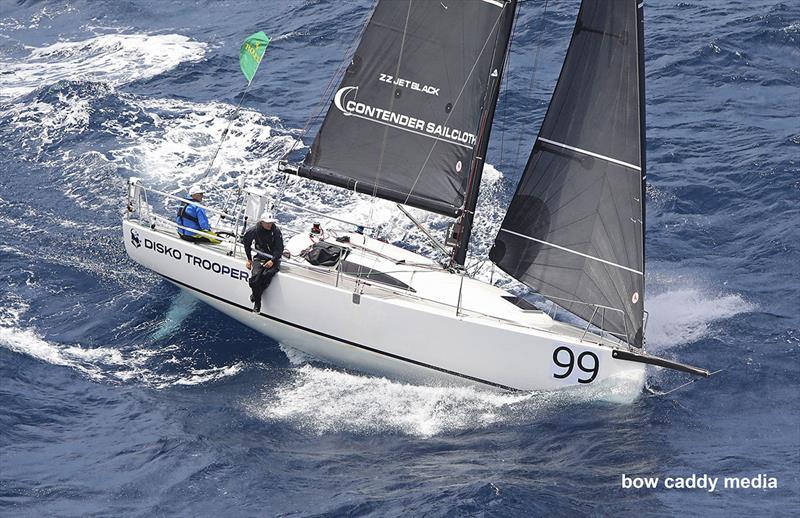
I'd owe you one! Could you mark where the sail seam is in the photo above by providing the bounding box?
[538,137,641,171]
[498,228,644,275]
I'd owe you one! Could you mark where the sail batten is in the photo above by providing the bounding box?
[298,0,516,218]
[537,138,641,172]
[490,0,646,347]
[497,229,644,276]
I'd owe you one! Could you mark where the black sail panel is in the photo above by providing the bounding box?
[300,0,516,217]
[490,0,646,346]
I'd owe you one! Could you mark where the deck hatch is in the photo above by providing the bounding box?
[501,295,541,312]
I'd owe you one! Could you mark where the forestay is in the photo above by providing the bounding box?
[490,0,647,347]
[298,0,516,217]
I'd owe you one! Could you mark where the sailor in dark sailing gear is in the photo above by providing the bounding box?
[244,211,284,313]
[176,184,220,243]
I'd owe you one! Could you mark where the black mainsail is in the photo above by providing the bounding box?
[293,0,516,218]
[490,0,647,347]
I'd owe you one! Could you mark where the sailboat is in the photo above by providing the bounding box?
[123,0,709,392]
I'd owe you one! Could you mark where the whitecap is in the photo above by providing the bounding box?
[0,33,207,101]
[111,96,299,193]
[171,364,245,386]
[278,343,316,366]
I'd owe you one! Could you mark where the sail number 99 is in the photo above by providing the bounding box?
[552,346,599,384]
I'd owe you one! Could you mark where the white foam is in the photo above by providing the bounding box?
[0,320,247,388]
[0,93,93,162]
[112,96,298,193]
[246,362,643,437]
[645,287,754,350]
[248,365,532,437]
[0,323,110,381]
[0,33,207,101]
[783,22,800,34]
[0,3,77,33]
[0,86,299,212]
[171,364,245,386]
[278,343,316,366]
[0,298,245,388]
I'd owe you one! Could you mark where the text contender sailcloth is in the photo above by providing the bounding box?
[299,0,515,217]
[490,0,647,346]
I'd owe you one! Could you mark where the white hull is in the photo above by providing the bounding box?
[123,220,646,392]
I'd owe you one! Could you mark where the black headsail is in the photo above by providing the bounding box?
[490,0,647,347]
[293,0,517,218]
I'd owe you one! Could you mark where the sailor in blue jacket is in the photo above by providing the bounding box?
[176,183,217,243]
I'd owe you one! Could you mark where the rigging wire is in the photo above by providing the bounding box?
[646,368,725,397]
[496,0,521,168]
[401,6,509,209]
[511,0,550,174]
[217,3,376,220]
[200,79,255,182]
[272,1,377,213]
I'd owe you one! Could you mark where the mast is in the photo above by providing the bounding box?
[451,0,516,267]
[490,0,646,347]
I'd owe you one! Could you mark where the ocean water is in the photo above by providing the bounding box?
[0,0,798,515]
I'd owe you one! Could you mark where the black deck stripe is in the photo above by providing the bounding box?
[156,273,519,391]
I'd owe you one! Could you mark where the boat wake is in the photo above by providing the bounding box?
[0,296,245,388]
[246,360,645,438]
[0,29,497,264]
[247,365,537,438]
[0,33,207,102]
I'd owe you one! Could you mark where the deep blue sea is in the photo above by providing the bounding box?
[1,0,798,516]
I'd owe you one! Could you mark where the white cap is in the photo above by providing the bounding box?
[259,211,277,223]
[188,183,205,196]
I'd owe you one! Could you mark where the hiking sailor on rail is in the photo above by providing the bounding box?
[176,184,219,243]
[244,211,284,313]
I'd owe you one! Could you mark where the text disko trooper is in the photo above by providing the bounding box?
[135,230,249,281]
